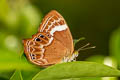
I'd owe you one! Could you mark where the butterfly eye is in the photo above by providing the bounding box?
[39,34,45,38]
[35,38,42,42]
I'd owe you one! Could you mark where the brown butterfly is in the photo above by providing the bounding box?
[23,10,80,67]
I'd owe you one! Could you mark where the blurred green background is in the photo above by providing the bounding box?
[0,0,120,80]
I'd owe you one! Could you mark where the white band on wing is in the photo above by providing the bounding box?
[50,24,68,36]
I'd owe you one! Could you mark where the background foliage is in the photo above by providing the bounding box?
[0,0,120,80]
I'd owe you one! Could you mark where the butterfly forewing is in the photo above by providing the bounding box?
[39,10,74,53]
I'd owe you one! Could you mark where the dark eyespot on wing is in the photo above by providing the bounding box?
[30,53,36,60]
[39,34,45,38]
[32,57,35,60]
[46,34,51,38]
[32,54,35,56]
[35,38,42,42]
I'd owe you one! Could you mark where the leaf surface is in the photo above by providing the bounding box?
[33,61,120,80]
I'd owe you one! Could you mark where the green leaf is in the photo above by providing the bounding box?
[73,37,85,47]
[0,70,14,80]
[10,70,23,80]
[19,53,44,80]
[109,27,120,67]
[20,55,43,80]
[0,49,38,71]
[21,69,41,80]
[32,61,120,80]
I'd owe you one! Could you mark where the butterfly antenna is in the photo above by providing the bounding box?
[77,43,96,52]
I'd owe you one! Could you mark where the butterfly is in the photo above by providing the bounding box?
[23,10,81,67]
